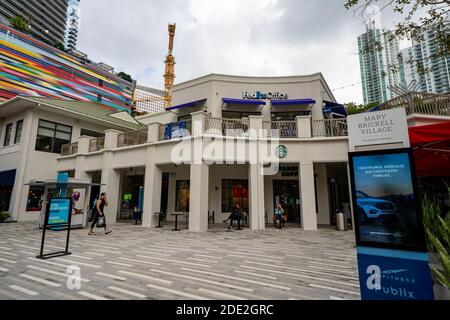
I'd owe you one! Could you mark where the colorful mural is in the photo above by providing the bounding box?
[0,24,132,112]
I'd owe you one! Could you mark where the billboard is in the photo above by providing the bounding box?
[47,198,72,225]
[349,148,426,252]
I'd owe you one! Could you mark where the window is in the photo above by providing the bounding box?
[222,111,260,119]
[3,123,12,146]
[222,179,248,212]
[271,111,311,121]
[14,120,23,144]
[175,180,190,212]
[26,186,45,212]
[80,128,104,138]
[35,120,72,153]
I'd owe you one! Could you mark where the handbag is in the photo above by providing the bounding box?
[96,215,106,228]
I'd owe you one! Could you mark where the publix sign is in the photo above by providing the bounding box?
[242,91,288,100]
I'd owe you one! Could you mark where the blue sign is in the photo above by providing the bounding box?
[357,246,434,300]
[164,121,188,140]
[47,198,71,225]
[56,172,69,197]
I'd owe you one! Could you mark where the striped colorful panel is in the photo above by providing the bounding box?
[0,24,132,112]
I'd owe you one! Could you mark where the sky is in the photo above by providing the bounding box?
[76,0,414,105]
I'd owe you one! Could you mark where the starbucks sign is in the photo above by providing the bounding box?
[275,145,288,158]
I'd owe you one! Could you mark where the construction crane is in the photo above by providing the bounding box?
[131,23,176,114]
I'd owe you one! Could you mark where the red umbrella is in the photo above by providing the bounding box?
[408,121,450,177]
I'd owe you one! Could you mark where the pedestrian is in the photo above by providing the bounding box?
[227,204,243,229]
[274,203,285,229]
[88,192,112,235]
[133,205,142,225]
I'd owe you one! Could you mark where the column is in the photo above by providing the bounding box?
[100,151,120,225]
[296,115,312,138]
[299,161,318,230]
[314,163,330,225]
[147,123,160,143]
[248,162,265,230]
[189,162,209,232]
[142,147,162,228]
[74,136,92,227]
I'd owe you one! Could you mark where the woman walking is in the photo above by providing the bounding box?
[89,192,112,235]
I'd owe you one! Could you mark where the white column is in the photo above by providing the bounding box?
[100,151,120,225]
[189,163,209,232]
[248,163,265,230]
[104,129,121,149]
[142,147,162,228]
[74,136,92,227]
[299,161,318,230]
[147,123,160,143]
[296,115,312,138]
[346,162,355,230]
[314,163,330,225]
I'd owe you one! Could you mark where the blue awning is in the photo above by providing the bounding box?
[166,99,207,111]
[271,99,316,106]
[323,100,347,118]
[0,169,16,187]
[223,98,266,106]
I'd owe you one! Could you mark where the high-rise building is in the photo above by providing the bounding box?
[64,0,80,50]
[399,26,450,94]
[0,23,133,111]
[398,47,421,90]
[134,85,165,114]
[358,19,401,105]
[0,0,69,46]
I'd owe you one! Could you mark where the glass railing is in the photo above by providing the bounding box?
[117,129,148,147]
[61,142,78,156]
[88,137,105,152]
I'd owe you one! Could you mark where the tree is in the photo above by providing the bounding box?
[345,0,450,73]
[117,71,133,82]
[9,15,30,33]
[54,42,65,51]
[345,101,380,114]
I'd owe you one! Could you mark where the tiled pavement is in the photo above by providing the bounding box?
[0,222,360,300]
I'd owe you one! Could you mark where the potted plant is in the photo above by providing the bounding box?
[422,191,450,300]
[0,211,10,223]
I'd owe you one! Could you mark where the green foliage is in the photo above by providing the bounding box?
[0,211,10,222]
[54,42,65,51]
[345,101,379,114]
[9,15,30,33]
[422,190,450,288]
[118,71,133,82]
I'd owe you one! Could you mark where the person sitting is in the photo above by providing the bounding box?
[273,203,285,229]
[223,204,243,229]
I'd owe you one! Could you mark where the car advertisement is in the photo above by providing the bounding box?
[47,198,71,225]
[349,149,426,251]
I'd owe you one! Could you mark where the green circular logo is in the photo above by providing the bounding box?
[275,145,288,158]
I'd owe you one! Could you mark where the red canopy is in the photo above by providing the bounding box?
[408,121,450,177]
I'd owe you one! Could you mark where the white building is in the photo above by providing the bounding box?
[0,96,144,221]
[2,73,447,232]
[358,19,401,104]
[134,85,165,114]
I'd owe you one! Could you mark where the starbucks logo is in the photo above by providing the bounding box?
[275,145,287,158]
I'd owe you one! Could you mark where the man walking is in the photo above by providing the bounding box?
[89,192,112,235]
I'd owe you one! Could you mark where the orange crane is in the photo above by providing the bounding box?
[131,23,176,113]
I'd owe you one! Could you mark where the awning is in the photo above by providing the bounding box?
[409,121,450,177]
[166,99,207,111]
[323,100,347,118]
[0,169,16,187]
[223,98,266,106]
[271,99,316,106]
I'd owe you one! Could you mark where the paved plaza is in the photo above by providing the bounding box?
[0,222,360,300]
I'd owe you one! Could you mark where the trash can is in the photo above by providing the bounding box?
[336,212,347,231]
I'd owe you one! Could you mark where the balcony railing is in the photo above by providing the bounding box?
[379,92,450,116]
[312,119,348,137]
[205,117,249,137]
[89,136,105,152]
[263,121,297,138]
[159,120,192,141]
[117,129,148,148]
[61,142,78,156]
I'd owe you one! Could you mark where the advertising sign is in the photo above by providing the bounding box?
[347,108,410,152]
[349,148,426,252]
[47,198,72,225]
[164,121,189,140]
[357,247,434,300]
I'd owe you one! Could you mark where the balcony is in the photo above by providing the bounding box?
[117,129,148,148]
[158,120,192,141]
[312,119,348,137]
[88,137,105,152]
[379,92,450,117]
[205,117,249,137]
[61,142,78,156]
[263,121,297,138]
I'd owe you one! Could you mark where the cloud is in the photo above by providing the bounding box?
[77,0,414,104]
